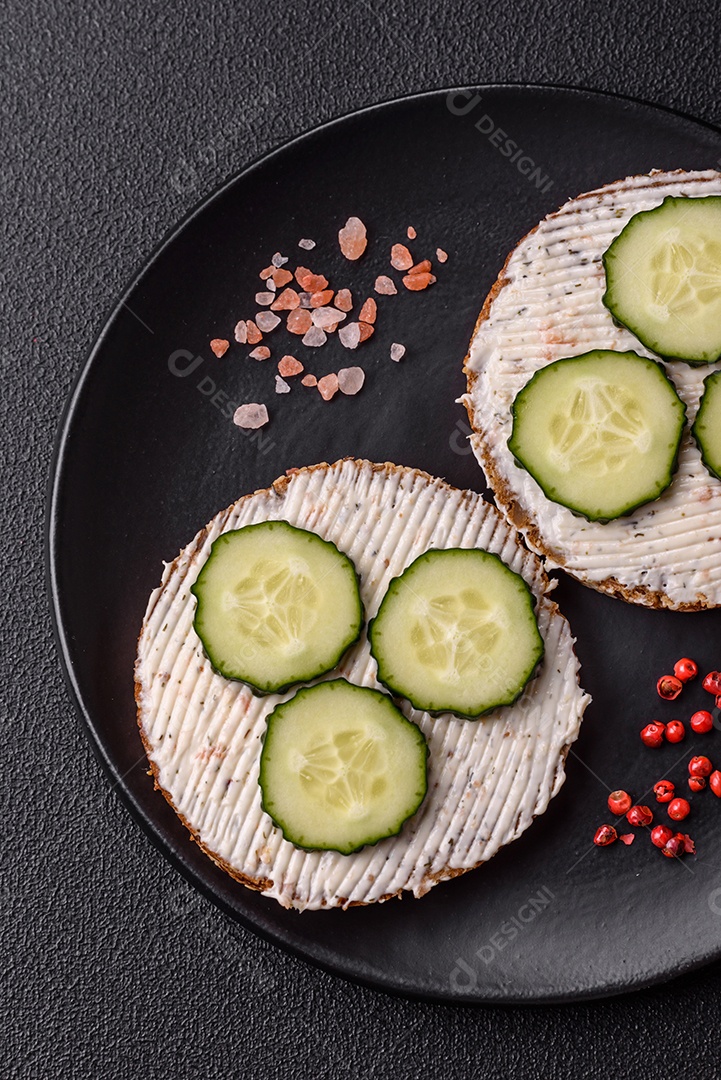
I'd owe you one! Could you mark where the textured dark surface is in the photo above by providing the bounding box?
[5,0,721,1076]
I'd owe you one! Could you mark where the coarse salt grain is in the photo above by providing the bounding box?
[255,292,274,306]
[210,338,229,357]
[272,268,293,287]
[390,244,413,271]
[334,289,353,311]
[302,326,327,347]
[271,252,288,267]
[402,272,436,291]
[233,321,247,344]
[374,275,397,295]
[317,373,339,400]
[298,292,313,308]
[436,248,448,263]
[338,216,368,260]
[266,278,277,292]
[358,297,377,324]
[298,238,316,250]
[301,374,317,387]
[409,259,431,275]
[275,375,291,394]
[271,288,300,311]
[312,307,346,329]
[255,312,281,332]
[259,266,274,280]
[310,289,334,308]
[338,322,361,350]
[233,403,268,429]
[246,320,263,344]
[278,355,304,377]
[357,321,374,343]
[287,309,313,335]
[407,226,417,239]
[337,366,365,395]
[390,342,406,362]
[295,267,329,292]
[249,346,271,360]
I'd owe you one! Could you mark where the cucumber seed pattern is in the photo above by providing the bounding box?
[549,382,650,475]
[298,729,388,817]
[410,590,499,680]
[229,558,318,655]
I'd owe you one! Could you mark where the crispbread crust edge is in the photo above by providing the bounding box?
[462,170,719,612]
[134,458,581,908]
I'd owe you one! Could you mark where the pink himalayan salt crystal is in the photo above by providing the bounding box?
[272,268,293,287]
[298,238,316,250]
[266,278,277,292]
[390,244,413,271]
[271,288,300,311]
[255,291,274,306]
[334,288,353,311]
[249,346,271,360]
[436,248,448,263]
[338,322,361,350]
[357,321,374,342]
[233,321,247,344]
[402,271,436,291]
[301,374,317,387]
[271,252,288,267]
[337,366,365,395]
[302,326,327,347]
[407,226,417,240]
[358,297,377,324]
[275,375,291,394]
[390,342,406,362]
[259,266,274,280]
[246,320,262,344]
[287,308,312,335]
[255,311,281,332]
[278,355,304,377]
[233,403,268,429]
[317,373,339,400]
[312,307,346,329]
[338,216,367,260]
[374,275,397,295]
[210,338,229,358]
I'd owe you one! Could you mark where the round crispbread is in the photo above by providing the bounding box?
[135,459,589,911]
[463,169,721,610]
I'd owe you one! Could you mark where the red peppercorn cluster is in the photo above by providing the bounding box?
[594,658,721,860]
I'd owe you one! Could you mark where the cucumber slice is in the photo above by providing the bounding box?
[508,350,686,522]
[368,549,544,718]
[259,679,428,853]
[603,196,721,363]
[191,521,363,694]
[692,369,721,481]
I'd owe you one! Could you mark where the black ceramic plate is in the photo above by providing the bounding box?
[49,86,721,1004]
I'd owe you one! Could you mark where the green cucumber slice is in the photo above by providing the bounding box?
[259,679,428,853]
[508,350,686,522]
[191,521,363,694]
[368,549,544,719]
[603,196,721,363]
[692,369,721,481]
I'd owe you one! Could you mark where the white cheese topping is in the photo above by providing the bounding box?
[464,170,721,609]
[135,460,589,910]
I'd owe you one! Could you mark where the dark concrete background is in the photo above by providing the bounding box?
[4,0,721,1076]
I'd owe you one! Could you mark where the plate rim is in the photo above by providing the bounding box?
[46,81,721,1005]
